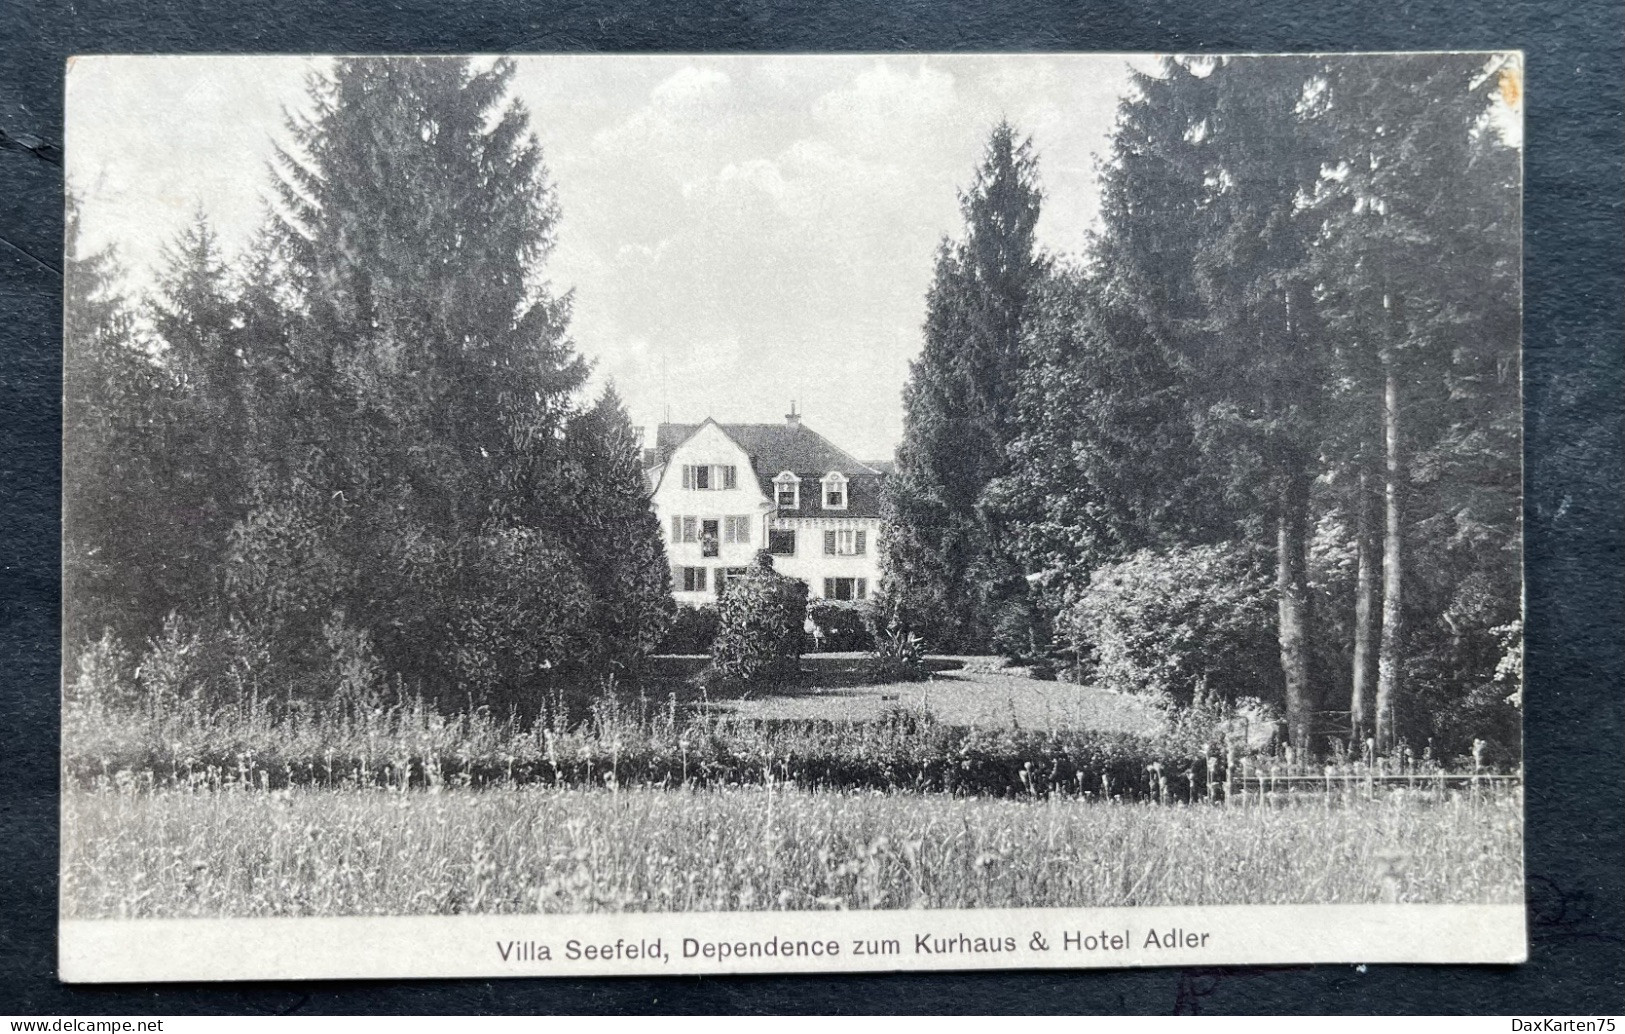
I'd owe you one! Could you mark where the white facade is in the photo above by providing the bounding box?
[649,418,885,607]
[765,514,884,604]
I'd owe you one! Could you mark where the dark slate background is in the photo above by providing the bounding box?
[2,0,1620,1015]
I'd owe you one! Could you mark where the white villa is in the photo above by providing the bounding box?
[645,409,888,607]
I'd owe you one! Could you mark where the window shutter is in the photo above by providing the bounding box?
[855,531,866,555]
[857,579,868,600]
[682,465,692,490]
[696,567,707,592]
[724,466,737,490]
[823,579,835,598]
[824,531,837,555]
[671,515,681,541]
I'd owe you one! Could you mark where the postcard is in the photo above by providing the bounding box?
[60,52,1524,981]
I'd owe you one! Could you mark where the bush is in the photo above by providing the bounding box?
[858,616,929,684]
[68,630,135,710]
[703,553,809,689]
[806,599,874,652]
[658,604,722,654]
[1061,542,1281,709]
[138,611,205,710]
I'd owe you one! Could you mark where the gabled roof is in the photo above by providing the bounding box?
[656,422,880,477]
[654,419,887,518]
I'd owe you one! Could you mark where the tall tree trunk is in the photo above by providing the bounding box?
[1277,463,1315,752]
[1376,363,1405,750]
[1350,463,1379,746]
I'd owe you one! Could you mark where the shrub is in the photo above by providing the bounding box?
[68,630,135,710]
[806,599,874,652]
[859,617,929,684]
[1061,542,1281,709]
[138,611,204,711]
[322,610,384,716]
[704,553,809,689]
[658,604,722,655]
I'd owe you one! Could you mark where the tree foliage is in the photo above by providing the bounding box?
[883,122,1048,653]
[65,58,673,716]
[705,553,809,688]
[1062,543,1281,709]
[999,56,1521,756]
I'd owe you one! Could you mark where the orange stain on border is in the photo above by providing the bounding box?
[1498,65,1523,111]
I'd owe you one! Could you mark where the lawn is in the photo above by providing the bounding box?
[708,669,1162,735]
[61,783,1523,918]
[674,654,1165,736]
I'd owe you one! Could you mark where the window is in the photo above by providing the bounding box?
[822,471,848,510]
[723,515,751,545]
[672,515,699,543]
[700,519,720,558]
[682,464,738,491]
[679,566,707,592]
[822,529,867,556]
[767,529,797,556]
[823,577,867,601]
[774,471,800,509]
[716,567,750,595]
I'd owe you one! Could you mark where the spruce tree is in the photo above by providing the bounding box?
[247,57,609,707]
[149,214,251,613]
[883,122,1047,653]
[63,194,163,652]
[1185,57,1335,750]
[1310,54,1522,750]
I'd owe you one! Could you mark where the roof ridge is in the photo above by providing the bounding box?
[661,418,881,476]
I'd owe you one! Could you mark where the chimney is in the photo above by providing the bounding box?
[786,401,800,428]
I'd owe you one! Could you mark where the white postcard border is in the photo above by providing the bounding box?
[60,903,1526,983]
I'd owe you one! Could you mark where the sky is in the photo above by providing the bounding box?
[67,54,1138,461]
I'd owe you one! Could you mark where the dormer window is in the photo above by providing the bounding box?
[774,471,801,509]
[821,471,848,510]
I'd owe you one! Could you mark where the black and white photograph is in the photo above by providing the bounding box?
[59,52,1525,982]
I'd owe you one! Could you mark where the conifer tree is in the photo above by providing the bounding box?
[1184,57,1335,749]
[239,57,627,706]
[563,385,676,675]
[883,122,1047,653]
[149,214,251,612]
[1000,61,1242,608]
[63,194,164,652]
[1310,54,1522,749]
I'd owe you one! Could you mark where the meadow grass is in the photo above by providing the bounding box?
[61,783,1522,919]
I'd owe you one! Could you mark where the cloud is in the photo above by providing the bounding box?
[686,157,788,203]
[592,64,735,162]
[650,66,730,107]
[811,61,959,151]
[613,238,674,266]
